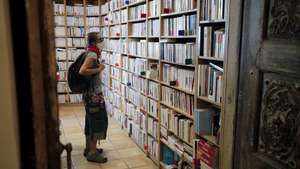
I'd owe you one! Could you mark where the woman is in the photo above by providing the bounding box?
[79,32,107,163]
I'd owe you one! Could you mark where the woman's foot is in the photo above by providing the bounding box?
[86,152,107,163]
[83,148,103,157]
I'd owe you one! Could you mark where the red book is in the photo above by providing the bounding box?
[140,13,147,18]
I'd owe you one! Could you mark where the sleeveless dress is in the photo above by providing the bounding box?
[82,51,108,141]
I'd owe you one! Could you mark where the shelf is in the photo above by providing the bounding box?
[109,36,121,39]
[128,18,146,23]
[148,36,160,39]
[100,13,108,16]
[160,60,195,68]
[148,16,159,19]
[160,138,184,156]
[57,80,67,82]
[199,56,224,62]
[54,14,65,16]
[197,96,221,108]
[67,46,85,48]
[121,21,128,24]
[66,25,85,27]
[66,14,84,17]
[197,134,219,147]
[147,132,158,140]
[160,162,168,169]
[148,113,159,121]
[109,23,121,26]
[86,15,100,17]
[55,25,66,27]
[161,9,197,17]
[148,154,159,166]
[100,25,109,27]
[127,53,147,59]
[128,36,147,38]
[120,5,127,9]
[127,0,146,7]
[160,82,194,95]
[199,19,226,25]
[68,36,85,38]
[140,76,160,83]
[145,57,159,60]
[160,102,193,120]
[161,35,197,39]
[166,129,193,147]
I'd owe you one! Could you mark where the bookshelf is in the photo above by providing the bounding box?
[53,0,228,168]
[53,0,102,104]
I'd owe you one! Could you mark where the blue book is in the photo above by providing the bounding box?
[194,109,215,134]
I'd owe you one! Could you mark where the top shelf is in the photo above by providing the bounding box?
[199,19,226,25]
[127,0,146,7]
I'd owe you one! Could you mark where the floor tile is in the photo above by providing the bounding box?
[75,163,101,169]
[117,147,144,158]
[72,154,88,166]
[102,150,121,160]
[123,155,149,168]
[99,159,128,169]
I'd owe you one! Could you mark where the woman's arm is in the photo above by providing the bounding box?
[79,57,105,76]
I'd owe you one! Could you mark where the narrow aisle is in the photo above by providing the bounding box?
[59,104,158,169]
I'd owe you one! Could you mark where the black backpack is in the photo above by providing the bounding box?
[67,52,92,93]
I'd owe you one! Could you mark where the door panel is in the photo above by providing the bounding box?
[235,0,300,169]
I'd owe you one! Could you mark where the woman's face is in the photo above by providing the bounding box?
[96,34,104,49]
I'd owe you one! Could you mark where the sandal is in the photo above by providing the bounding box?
[86,152,107,163]
[83,148,103,157]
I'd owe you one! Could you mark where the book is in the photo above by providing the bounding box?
[57,82,68,93]
[100,27,109,37]
[129,4,147,20]
[160,43,195,64]
[194,139,219,168]
[148,19,160,37]
[163,14,196,36]
[194,108,217,134]
[86,5,99,16]
[162,64,195,92]
[55,38,66,47]
[111,11,121,24]
[69,94,83,103]
[109,39,121,52]
[101,2,109,14]
[148,136,159,159]
[66,27,85,37]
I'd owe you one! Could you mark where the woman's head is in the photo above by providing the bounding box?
[87,32,104,48]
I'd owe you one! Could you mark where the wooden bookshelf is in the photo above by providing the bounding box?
[97,0,228,168]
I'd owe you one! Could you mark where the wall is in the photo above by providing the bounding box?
[0,0,21,168]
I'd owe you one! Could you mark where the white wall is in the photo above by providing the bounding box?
[0,0,21,168]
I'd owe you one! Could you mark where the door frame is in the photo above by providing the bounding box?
[9,0,60,168]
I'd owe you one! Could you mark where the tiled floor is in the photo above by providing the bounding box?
[60,104,158,169]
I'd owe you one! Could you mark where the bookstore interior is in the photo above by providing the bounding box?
[54,0,228,168]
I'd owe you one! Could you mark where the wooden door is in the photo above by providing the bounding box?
[234,0,300,169]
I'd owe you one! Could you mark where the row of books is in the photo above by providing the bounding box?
[202,27,225,58]
[53,3,64,15]
[121,9,128,22]
[194,108,220,137]
[110,25,121,36]
[121,24,128,36]
[100,27,109,37]
[57,82,69,93]
[148,81,160,99]
[194,139,218,169]
[57,62,68,71]
[86,5,100,16]
[162,0,197,14]
[87,27,100,33]
[148,98,158,118]
[148,136,159,160]
[162,64,194,92]
[160,43,196,65]
[67,27,85,37]
[101,0,125,14]
[130,122,147,149]
[148,42,160,59]
[131,108,146,130]
[201,0,224,20]
[128,40,147,57]
[160,106,194,143]
[129,4,147,20]
[198,63,223,103]
[55,38,85,47]
[55,16,65,26]
[58,95,68,103]
[67,16,84,26]
[148,117,159,139]
[101,15,109,26]
[66,5,84,16]
[148,19,160,37]
[110,11,121,24]
[149,0,159,17]
[86,17,100,26]
[108,39,122,52]
[128,58,148,74]
[161,86,194,115]
[131,22,147,37]
[56,48,84,60]
[163,14,197,36]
